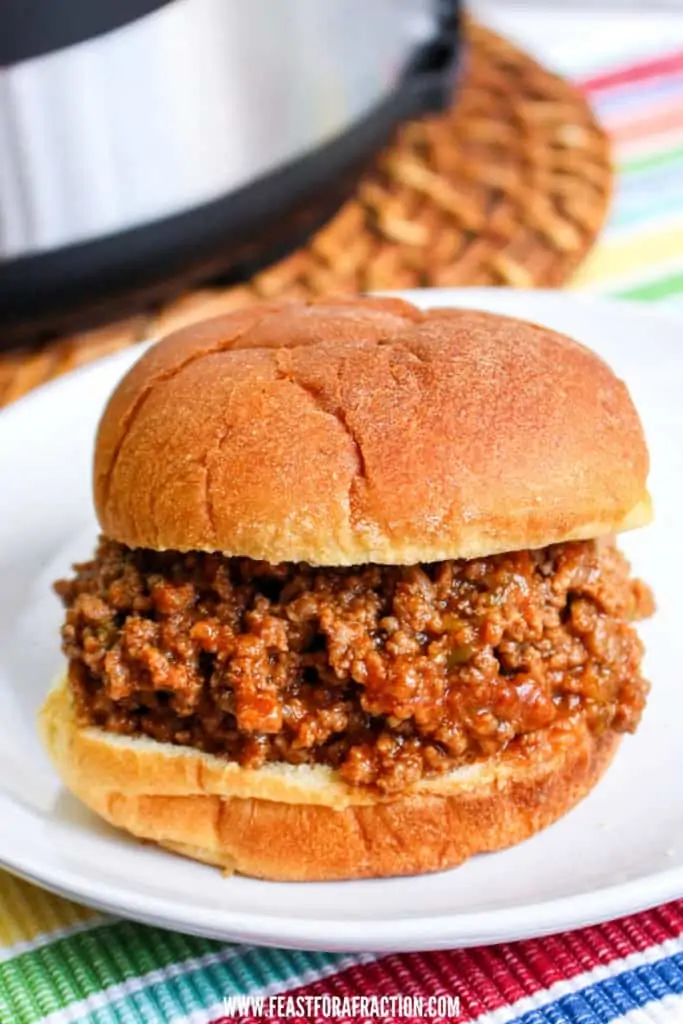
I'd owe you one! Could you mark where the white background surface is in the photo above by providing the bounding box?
[470,1,683,76]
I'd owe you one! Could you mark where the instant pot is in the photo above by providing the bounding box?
[0,0,461,342]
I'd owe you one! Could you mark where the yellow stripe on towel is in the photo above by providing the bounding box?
[0,874,96,952]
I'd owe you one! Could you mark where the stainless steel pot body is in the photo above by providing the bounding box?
[0,0,438,260]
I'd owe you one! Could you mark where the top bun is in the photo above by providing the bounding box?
[94,296,651,565]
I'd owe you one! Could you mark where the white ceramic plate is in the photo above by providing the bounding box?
[0,289,681,953]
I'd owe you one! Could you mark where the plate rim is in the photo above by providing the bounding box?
[0,837,682,952]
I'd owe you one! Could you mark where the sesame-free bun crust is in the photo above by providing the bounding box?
[93,296,651,565]
[41,677,619,881]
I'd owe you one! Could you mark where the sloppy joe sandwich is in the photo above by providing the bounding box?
[40,296,654,881]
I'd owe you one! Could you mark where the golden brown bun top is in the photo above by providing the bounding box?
[94,296,651,564]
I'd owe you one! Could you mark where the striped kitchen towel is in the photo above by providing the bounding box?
[573,53,683,301]
[2,23,683,1024]
[1,869,682,1023]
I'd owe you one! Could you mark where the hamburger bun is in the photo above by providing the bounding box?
[41,676,619,881]
[93,297,651,566]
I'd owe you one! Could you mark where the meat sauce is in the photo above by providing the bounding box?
[56,537,653,794]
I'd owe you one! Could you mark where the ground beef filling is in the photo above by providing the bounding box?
[56,538,654,794]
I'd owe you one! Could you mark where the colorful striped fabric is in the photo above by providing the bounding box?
[572,47,683,304]
[2,27,683,1024]
[1,871,682,1024]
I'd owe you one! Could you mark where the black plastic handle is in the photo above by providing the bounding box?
[0,0,173,66]
[403,0,463,116]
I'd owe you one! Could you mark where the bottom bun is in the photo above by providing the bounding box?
[40,677,619,881]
